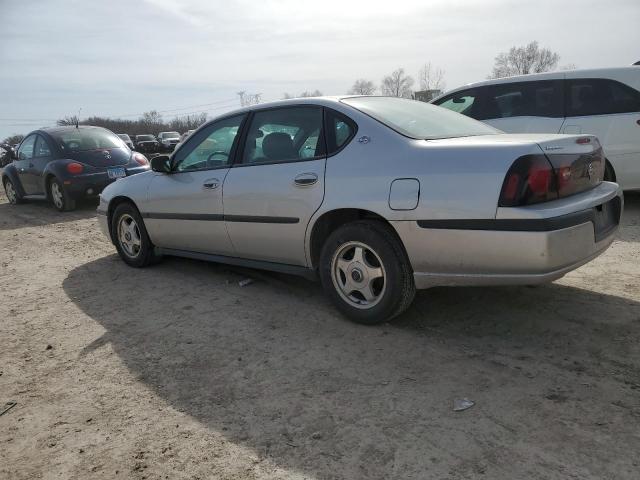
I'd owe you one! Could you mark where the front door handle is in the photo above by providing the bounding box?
[294,172,318,186]
[203,178,220,189]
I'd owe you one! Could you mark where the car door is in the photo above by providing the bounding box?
[26,135,55,195]
[143,114,245,255]
[478,80,565,133]
[561,77,640,189]
[222,105,327,266]
[14,134,37,194]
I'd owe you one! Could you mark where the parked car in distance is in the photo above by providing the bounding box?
[2,126,150,211]
[1,143,15,167]
[432,67,640,190]
[117,133,134,150]
[175,129,196,150]
[135,134,159,153]
[157,131,180,152]
[97,97,622,324]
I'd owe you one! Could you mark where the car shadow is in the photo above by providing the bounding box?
[62,254,640,478]
[0,197,98,231]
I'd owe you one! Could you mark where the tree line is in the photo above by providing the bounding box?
[2,41,566,144]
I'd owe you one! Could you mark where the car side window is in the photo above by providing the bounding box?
[34,135,52,158]
[325,109,357,155]
[434,89,480,118]
[566,78,640,117]
[241,106,325,165]
[480,80,564,120]
[17,135,36,160]
[174,115,245,172]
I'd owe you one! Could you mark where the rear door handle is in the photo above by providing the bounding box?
[294,172,318,186]
[203,178,220,189]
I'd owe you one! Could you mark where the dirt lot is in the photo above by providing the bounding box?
[1,186,639,480]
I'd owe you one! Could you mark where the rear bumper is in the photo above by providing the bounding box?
[65,166,149,199]
[393,182,623,289]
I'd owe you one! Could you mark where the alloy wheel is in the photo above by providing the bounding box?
[50,181,64,209]
[5,181,17,204]
[117,214,142,258]
[331,241,387,309]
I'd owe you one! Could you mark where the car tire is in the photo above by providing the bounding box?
[3,177,24,205]
[49,177,76,212]
[111,202,160,268]
[319,220,416,325]
[604,161,616,182]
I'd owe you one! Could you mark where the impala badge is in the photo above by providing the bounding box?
[103,150,111,160]
[587,162,595,180]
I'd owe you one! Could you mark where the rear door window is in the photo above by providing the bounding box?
[481,80,564,119]
[566,78,640,116]
[241,106,325,165]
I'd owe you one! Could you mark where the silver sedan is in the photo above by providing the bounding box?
[97,96,623,324]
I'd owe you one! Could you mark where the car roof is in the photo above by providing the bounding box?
[433,66,640,100]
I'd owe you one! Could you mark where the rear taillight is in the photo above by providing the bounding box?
[499,155,557,207]
[66,162,84,174]
[133,152,148,166]
[499,148,605,207]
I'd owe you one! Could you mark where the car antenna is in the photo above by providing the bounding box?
[76,107,82,129]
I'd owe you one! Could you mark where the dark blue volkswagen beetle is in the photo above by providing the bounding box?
[2,126,150,211]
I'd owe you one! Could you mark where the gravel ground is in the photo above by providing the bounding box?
[1,186,639,480]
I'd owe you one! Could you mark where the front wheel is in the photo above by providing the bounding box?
[111,202,159,267]
[319,221,416,325]
[4,178,24,205]
[49,177,76,212]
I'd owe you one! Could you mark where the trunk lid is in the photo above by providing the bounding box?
[68,147,131,168]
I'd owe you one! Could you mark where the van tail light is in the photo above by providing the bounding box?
[66,162,84,174]
[133,152,149,166]
[499,148,604,207]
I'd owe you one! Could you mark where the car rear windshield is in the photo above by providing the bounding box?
[52,129,126,152]
[117,134,131,141]
[163,132,180,139]
[341,96,500,140]
[137,135,155,141]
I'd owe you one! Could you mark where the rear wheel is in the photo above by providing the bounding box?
[49,177,76,212]
[111,202,159,267]
[3,178,23,205]
[319,221,415,325]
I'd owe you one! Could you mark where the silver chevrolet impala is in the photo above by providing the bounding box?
[97,96,623,324]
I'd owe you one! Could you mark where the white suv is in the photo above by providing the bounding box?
[432,67,640,190]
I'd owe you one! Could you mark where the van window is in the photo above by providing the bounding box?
[433,89,482,119]
[480,80,564,119]
[566,78,640,117]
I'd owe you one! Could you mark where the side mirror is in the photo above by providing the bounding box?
[151,155,172,173]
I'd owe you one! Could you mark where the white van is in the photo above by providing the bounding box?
[432,67,640,190]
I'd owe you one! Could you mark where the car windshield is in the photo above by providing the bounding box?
[51,128,126,151]
[163,132,180,139]
[137,135,155,141]
[117,134,131,141]
[341,96,499,140]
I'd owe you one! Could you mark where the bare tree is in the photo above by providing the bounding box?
[237,91,263,107]
[489,41,560,79]
[348,79,376,95]
[2,134,24,145]
[418,63,445,91]
[282,90,323,99]
[56,115,79,126]
[381,68,414,98]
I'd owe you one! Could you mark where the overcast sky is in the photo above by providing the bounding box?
[0,0,638,140]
